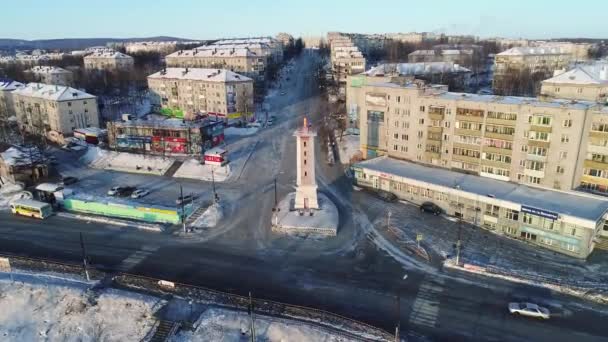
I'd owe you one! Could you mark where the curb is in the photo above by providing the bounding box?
[56,212,163,232]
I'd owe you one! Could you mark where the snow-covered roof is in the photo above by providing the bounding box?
[0,146,44,166]
[0,79,24,91]
[84,51,133,59]
[542,63,608,85]
[214,37,277,45]
[148,68,252,82]
[12,83,95,102]
[354,157,608,221]
[28,66,72,75]
[365,62,471,77]
[431,91,597,110]
[497,46,569,56]
[36,183,64,192]
[167,48,258,58]
[409,50,436,56]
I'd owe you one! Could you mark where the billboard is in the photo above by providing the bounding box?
[521,205,559,221]
[160,107,185,119]
[365,93,387,107]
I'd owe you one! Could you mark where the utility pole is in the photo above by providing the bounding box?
[387,210,392,230]
[248,291,256,342]
[180,184,186,233]
[456,217,463,266]
[79,232,90,282]
[394,292,401,342]
[273,178,277,208]
[211,168,218,202]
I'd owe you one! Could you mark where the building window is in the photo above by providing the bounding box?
[505,209,519,221]
[527,176,541,184]
[559,151,568,159]
[563,119,572,127]
[393,144,398,151]
[561,134,570,143]
[556,166,565,174]
[303,141,306,147]
[485,204,499,217]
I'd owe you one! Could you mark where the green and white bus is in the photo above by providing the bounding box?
[10,199,53,219]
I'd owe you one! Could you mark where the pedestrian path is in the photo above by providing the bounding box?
[408,275,444,328]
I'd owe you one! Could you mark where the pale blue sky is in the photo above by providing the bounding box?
[2,0,607,40]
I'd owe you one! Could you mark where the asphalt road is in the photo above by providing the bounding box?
[0,51,607,341]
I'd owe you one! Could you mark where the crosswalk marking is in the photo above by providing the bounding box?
[116,245,159,271]
[409,276,444,328]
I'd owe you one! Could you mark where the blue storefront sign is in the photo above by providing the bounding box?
[521,205,559,221]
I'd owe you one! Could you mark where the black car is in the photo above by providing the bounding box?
[420,202,442,215]
[176,195,194,205]
[62,176,78,185]
[373,189,398,202]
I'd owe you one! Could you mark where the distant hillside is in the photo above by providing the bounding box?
[0,36,198,51]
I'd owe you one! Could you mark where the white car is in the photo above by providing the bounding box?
[508,302,550,319]
[131,189,150,199]
[107,186,121,196]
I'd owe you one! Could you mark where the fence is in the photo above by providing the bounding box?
[0,252,394,342]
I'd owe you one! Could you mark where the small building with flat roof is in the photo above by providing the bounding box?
[352,156,608,258]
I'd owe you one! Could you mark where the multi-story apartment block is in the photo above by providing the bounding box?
[165,48,267,81]
[0,79,24,121]
[84,51,134,72]
[408,49,475,67]
[493,46,572,95]
[26,66,73,86]
[350,78,608,194]
[12,83,99,136]
[327,33,367,85]
[275,33,294,47]
[147,68,254,121]
[210,37,283,63]
[541,63,608,103]
[124,41,185,55]
[362,62,472,91]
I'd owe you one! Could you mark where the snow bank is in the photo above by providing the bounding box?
[225,127,259,137]
[173,158,231,182]
[173,308,357,342]
[0,278,161,341]
[0,180,26,209]
[81,146,174,176]
[191,203,224,229]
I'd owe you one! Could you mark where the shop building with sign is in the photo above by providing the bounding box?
[106,117,224,155]
[353,156,608,258]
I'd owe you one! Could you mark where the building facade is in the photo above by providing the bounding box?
[408,49,474,67]
[362,62,472,91]
[27,66,73,86]
[106,118,224,155]
[165,48,267,81]
[147,68,254,121]
[0,79,24,121]
[350,78,608,194]
[353,156,607,259]
[12,83,99,136]
[84,51,134,72]
[541,63,608,103]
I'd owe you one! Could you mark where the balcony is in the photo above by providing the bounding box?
[526,153,548,162]
[529,125,552,133]
[527,139,551,148]
[482,145,513,155]
[484,131,515,141]
[455,128,483,137]
[452,153,481,165]
[485,117,517,125]
[587,144,608,155]
[429,113,444,121]
[456,114,484,122]
[424,150,441,160]
[427,126,443,134]
[584,159,608,170]
[524,168,545,179]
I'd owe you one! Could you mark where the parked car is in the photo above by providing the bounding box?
[280,91,286,96]
[131,189,150,199]
[508,302,550,320]
[176,195,194,205]
[374,190,397,202]
[420,202,442,215]
[108,186,136,197]
[267,119,274,126]
[61,176,78,185]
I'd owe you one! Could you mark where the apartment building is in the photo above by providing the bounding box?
[408,49,475,67]
[493,46,572,95]
[350,78,608,195]
[84,51,134,72]
[275,33,294,47]
[0,79,24,120]
[12,83,99,136]
[165,48,267,81]
[26,66,73,86]
[124,41,180,55]
[327,33,366,84]
[353,156,608,258]
[211,37,283,63]
[363,62,472,91]
[541,63,608,103]
[147,68,254,121]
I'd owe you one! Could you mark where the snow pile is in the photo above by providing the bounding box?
[173,158,231,182]
[0,180,26,208]
[335,133,361,164]
[81,146,174,176]
[225,127,259,137]
[173,308,357,342]
[191,203,224,229]
[0,279,161,341]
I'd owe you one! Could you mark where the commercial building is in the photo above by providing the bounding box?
[26,66,73,86]
[12,83,99,136]
[165,48,267,81]
[106,117,224,155]
[84,51,134,72]
[0,79,24,120]
[541,62,608,103]
[350,78,608,195]
[147,68,254,121]
[353,156,608,258]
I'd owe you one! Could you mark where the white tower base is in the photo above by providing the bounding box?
[294,185,319,210]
